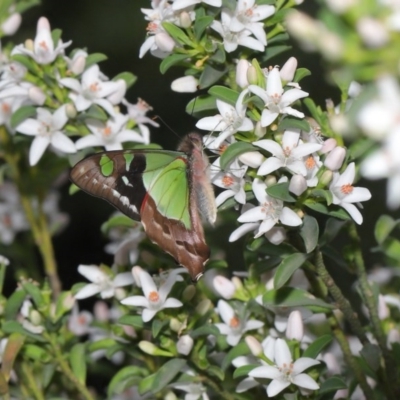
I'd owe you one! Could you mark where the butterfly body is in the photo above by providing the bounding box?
[70,133,215,281]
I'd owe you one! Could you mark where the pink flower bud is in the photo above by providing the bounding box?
[323,352,341,375]
[324,146,346,170]
[70,55,86,75]
[179,11,192,29]
[289,175,307,196]
[213,275,235,299]
[320,138,337,154]
[265,227,287,245]
[155,32,175,52]
[177,335,194,355]
[280,57,297,82]
[171,76,198,93]
[254,121,266,138]
[93,301,109,322]
[245,336,262,356]
[239,151,264,168]
[131,266,143,287]
[236,59,250,88]
[28,86,46,105]
[286,310,304,341]
[2,13,21,36]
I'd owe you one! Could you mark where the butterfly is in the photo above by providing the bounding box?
[70,133,216,282]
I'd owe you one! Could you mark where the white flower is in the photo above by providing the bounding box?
[210,157,248,207]
[329,163,372,224]
[215,299,264,346]
[140,20,175,59]
[60,64,124,116]
[2,13,22,36]
[173,0,221,11]
[229,0,275,46]
[75,113,147,151]
[254,130,322,176]
[211,11,265,53]
[196,91,253,147]
[213,275,236,299]
[171,75,199,92]
[16,105,76,166]
[249,338,320,397]
[171,379,210,400]
[177,335,194,355]
[233,179,302,239]
[68,305,93,336]
[75,265,134,300]
[13,17,71,64]
[249,67,308,127]
[120,268,183,322]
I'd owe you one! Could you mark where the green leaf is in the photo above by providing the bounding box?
[101,214,137,234]
[23,344,51,362]
[262,288,334,311]
[194,16,214,40]
[186,95,216,115]
[360,343,381,372]
[78,104,109,121]
[220,142,256,170]
[21,282,44,310]
[108,366,146,397]
[299,215,319,253]
[209,44,226,63]
[69,183,80,195]
[117,315,144,329]
[2,321,46,342]
[233,364,258,379]
[293,68,311,82]
[54,291,74,322]
[11,54,40,75]
[208,365,225,381]
[274,253,308,289]
[319,218,347,245]
[347,137,375,160]
[4,289,26,321]
[266,182,296,203]
[278,118,310,133]
[152,319,168,339]
[84,53,108,69]
[318,376,347,394]
[374,215,398,245]
[160,54,190,74]
[11,106,37,128]
[139,359,186,395]
[199,65,227,89]
[262,45,291,61]
[304,200,350,220]
[88,338,117,353]
[303,334,333,358]
[208,85,239,105]
[70,343,86,385]
[113,72,137,88]
[1,333,25,380]
[51,29,62,50]
[381,237,400,261]
[162,22,192,46]
[221,342,249,371]
[190,325,220,338]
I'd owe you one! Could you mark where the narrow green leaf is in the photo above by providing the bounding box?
[24,344,51,362]
[208,365,225,381]
[185,95,216,115]
[199,65,227,89]
[0,372,8,396]
[221,342,249,371]
[299,215,319,253]
[78,104,108,121]
[152,319,168,339]
[347,137,375,160]
[70,343,86,384]
[101,215,137,234]
[162,22,192,46]
[190,325,219,338]
[262,45,291,61]
[113,72,137,88]
[278,118,310,133]
[85,53,108,69]
[2,321,46,342]
[360,344,381,371]
[108,366,146,397]
[208,85,239,105]
[11,54,40,75]
[68,183,80,195]
[88,338,117,353]
[1,333,24,380]
[4,289,26,320]
[220,142,256,170]
[41,363,56,389]
[117,315,144,329]
[22,282,44,310]
[266,182,296,203]
[311,188,333,205]
[293,68,311,82]
[160,54,189,74]
[274,253,308,289]
[381,237,400,261]
[319,376,347,394]
[51,29,62,50]
[194,16,214,40]
[11,106,36,128]
[233,364,258,379]
[303,334,333,358]
[319,218,347,245]
[262,288,334,311]
[209,44,226,63]
[304,201,350,220]
[374,215,398,245]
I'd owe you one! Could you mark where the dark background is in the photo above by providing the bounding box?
[7,1,391,289]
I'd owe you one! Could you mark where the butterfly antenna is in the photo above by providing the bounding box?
[152,115,182,140]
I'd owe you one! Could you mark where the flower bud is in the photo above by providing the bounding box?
[280,57,297,83]
[246,66,258,85]
[318,31,344,61]
[171,76,198,93]
[265,174,277,187]
[245,335,262,356]
[177,334,194,355]
[2,13,21,36]
[323,352,341,375]
[155,32,175,52]
[70,55,86,75]
[378,295,389,320]
[319,170,333,187]
[239,151,264,168]
[236,59,250,88]
[320,138,337,154]
[196,298,212,315]
[94,301,109,322]
[131,266,143,287]
[169,318,182,332]
[357,17,388,48]
[30,309,42,326]
[286,310,304,341]
[254,121,266,138]
[28,87,46,105]
[138,340,158,355]
[289,175,307,196]
[213,275,235,299]
[179,11,192,29]
[182,284,196,301]
[324,146,346,170]
[24,38,34,51]
[265,227,287,245]
[231,276,243,291]
[65,103,77,119]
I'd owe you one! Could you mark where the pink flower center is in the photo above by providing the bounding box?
[89,82,100,93]
[148,291,160,303]
[229,316,240,328]
[38,40,49,51]
[305,156,316,170]
[341,184,353,195]
[222,175,234,187]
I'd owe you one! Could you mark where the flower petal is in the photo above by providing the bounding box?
[29,135,50,165]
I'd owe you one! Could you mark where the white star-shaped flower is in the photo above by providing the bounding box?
[120,268,184,322]
[196,90,253,147]
[16,105,76,165]
[211,10,265,53]
[249,67,308,127]
[249,338,320,397]
[254,130,322,176]
[75,113,147,151]
[173,0,221,11]
[12,17,71,64]
[215,299,264,346]
[231,178,302,240]
[75,265,134,300]
[329,162,372,224]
